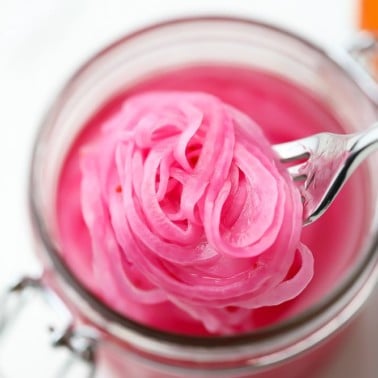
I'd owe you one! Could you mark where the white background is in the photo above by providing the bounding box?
[1,0,378,377]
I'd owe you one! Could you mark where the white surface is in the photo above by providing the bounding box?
[1,0,377,377]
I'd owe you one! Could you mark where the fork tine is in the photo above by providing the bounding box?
[272,140,310,163]
[287,162,308,181]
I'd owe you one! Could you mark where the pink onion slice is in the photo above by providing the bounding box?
[80,91,314,334]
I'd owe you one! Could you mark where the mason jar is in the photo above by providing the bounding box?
[3,17,378,378]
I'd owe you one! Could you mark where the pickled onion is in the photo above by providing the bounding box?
[80,91,313,334]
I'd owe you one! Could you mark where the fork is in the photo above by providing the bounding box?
[272,124,378,225]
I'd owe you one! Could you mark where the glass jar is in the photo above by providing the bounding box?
[5,17,378,378]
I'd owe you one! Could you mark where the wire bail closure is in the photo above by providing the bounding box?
[349,31,378,80]
[0,275,98,377]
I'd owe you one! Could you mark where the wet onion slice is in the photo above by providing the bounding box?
[80,92,313,334]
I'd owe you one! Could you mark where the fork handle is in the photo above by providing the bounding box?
[304,124,378,225]
[347,124,378,174]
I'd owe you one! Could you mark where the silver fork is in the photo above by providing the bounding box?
[273,124,378,225]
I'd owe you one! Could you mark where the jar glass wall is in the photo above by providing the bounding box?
[29,17,378,377]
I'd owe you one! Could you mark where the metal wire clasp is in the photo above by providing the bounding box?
[0,275,98,377]
[349,31,378,80]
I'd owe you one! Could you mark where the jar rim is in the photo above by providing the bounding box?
[29,15,378,356]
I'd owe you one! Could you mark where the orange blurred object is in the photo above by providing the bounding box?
[360,0,378,77]
[360,0,378,31]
